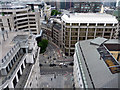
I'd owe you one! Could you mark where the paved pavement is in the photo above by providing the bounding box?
[39,73,74,88]
[15,64,32,88]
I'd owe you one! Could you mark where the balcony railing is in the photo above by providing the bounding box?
[0,53,26,88]
[0,43,20,68]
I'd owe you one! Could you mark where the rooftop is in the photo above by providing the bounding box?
[76,38,120,88]
[62,13,118,23]
[0,4,27,9]
[0,31,29,63]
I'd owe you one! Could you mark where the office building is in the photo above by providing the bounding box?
[0,2,44,35]
[73,37,120,88]
[61,13,118,56]
[0,30,40,89]
[73,2,102,13]
[52,18,62,47]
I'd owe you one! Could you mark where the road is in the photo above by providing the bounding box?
[25,42,74,88]
[39,42,74,88]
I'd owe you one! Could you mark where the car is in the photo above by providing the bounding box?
[69,62,74,66]
[49,63,56,67]
[39,63,43,67]
[59,63,64,66]
[63,63,68,67]
[53,58,56,60]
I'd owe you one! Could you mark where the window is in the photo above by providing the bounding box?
[71,32,78,36]
[106,24,113,26]
[89,23,96,26]
[71,37,77,40]
[71,28,78,32]
[16,11,27,14]
[97,23,104,26]
[0,19,2,22]
[66,23,70,26]
[72,23,79,26]
[30,26,36,28]
[96,28,103,32]
[66,28,70,31]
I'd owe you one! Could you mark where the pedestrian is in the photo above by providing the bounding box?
[51,78,52,81]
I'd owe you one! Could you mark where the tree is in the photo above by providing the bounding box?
[51,10,61,16]
[38,39,48,53]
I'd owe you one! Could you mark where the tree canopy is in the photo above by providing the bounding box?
[38,39,48,53]
[51,10,61,16]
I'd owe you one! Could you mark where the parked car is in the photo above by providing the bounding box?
[39,63,43,67]
[59,63,64,66]
[69,62,74,66]
[64,64,68,67]
[49,63,56,67]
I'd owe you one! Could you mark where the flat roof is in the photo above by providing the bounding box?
[62,13,118,23]
[0,4,27,9]
[0,31,29,62]
[90,37,108,46]
[76,38,120,88]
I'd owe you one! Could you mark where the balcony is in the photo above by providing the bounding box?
[0,43,20,68]
[0,53,26,87]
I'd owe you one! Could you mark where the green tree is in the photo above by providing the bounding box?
[51,10,61,16]
[38,39,48,53]
[1,12,4,16]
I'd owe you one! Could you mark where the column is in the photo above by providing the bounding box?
[102,28,105,38]
[14,56,17,62]
[26,48,28,53]
[110,29,113,39]
[77,25,80,41]
[69,26,71,56]
[7,65,10,72]
[9,81,14,88]
[94,28,97,39]
[85,24,89,40]
[9,62,12,68]
[16,74,19,82]
[23,61,25,69]
[19,67,22,75]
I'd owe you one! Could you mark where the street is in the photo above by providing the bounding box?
[39,42,74,88]
[26,42,74,88]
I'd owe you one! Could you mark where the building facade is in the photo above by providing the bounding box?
[52,19,62,48]
[61,13,118,56]
[0,30,39,89]
[74,2,102,13]
[0,2,42,35]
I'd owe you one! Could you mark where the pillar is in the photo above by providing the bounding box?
[23,61,25,69]
[16,74,19,82]
[19,67,22,75]
[9,81,14,88]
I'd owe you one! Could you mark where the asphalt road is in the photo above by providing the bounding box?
[39,42,74,88]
